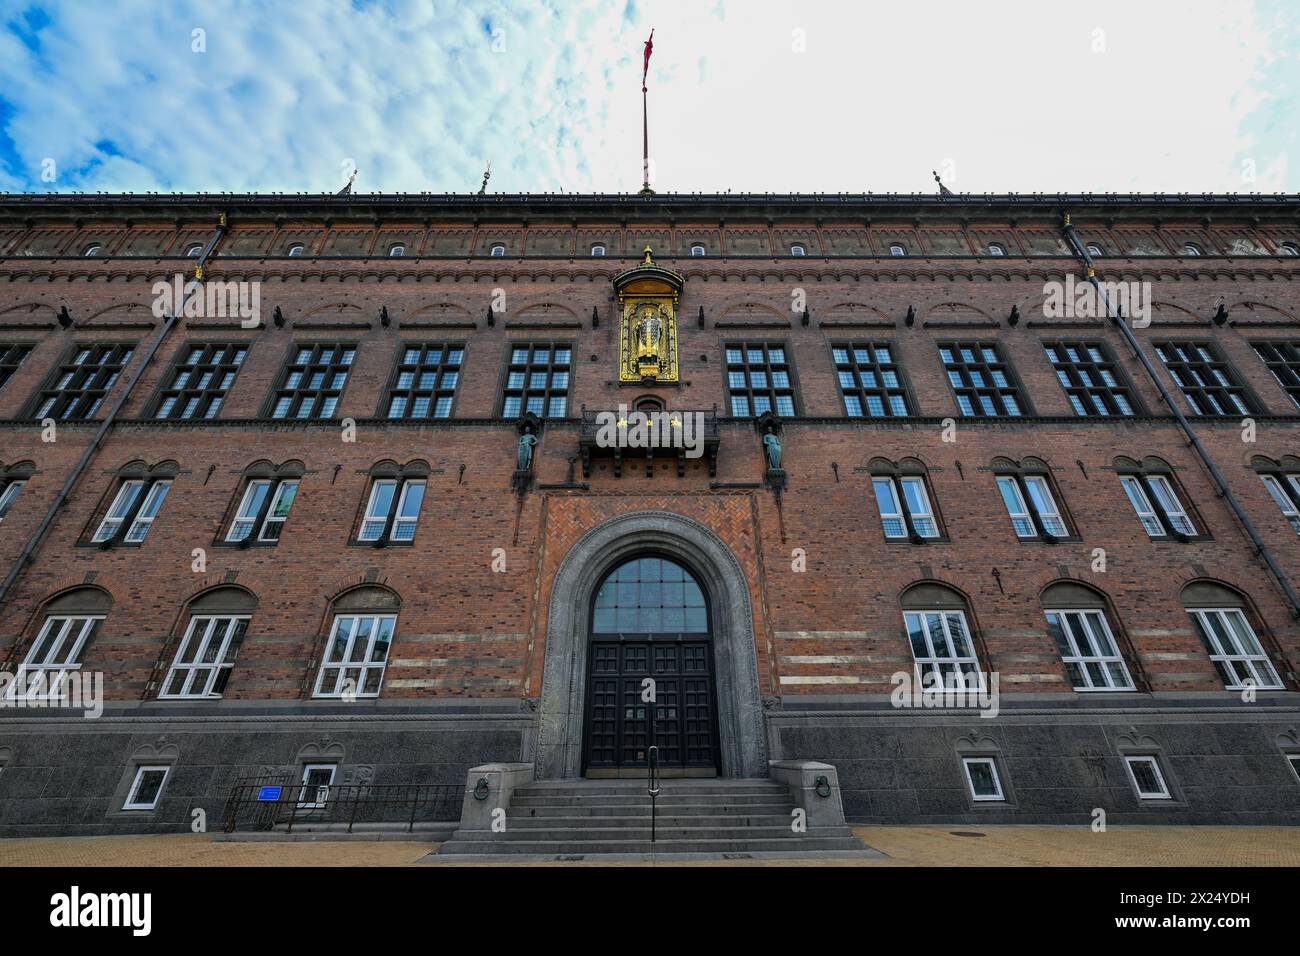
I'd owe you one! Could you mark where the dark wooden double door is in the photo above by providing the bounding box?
[583,635,720,777]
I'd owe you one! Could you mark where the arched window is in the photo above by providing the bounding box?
[590,244,606,257]
[356,460,428,545]
[1041,581,1136,691]
[83,244,101,257]
[790,243,806,256]
[314,585,401,698]
[889,243,906,257]
[633,395,665,414]
[1180,581,1283,690]
[287,243,305,257]
[1183,243,1202,256]
[592,556,707,633]
[159,586,256,699]
[388,243,405,257]
[690,244,705,256]
[870,458,941,541]
[899,582,983,690]
[489,243,506,257]
[1280,242,1299,256]
[987,243,1005,256]
[7,587,111,701]
[185,243,203,257]
[1085,243,1103,257]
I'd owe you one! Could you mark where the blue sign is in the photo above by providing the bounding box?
[257,786,282,801]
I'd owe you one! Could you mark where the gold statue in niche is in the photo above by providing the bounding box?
[615,246,682,383]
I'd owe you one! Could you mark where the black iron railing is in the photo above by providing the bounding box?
[222,781,461,834]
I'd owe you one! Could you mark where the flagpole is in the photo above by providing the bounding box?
[641,83,650,194]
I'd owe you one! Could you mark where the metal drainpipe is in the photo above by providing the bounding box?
[1061,213,1300,620]
[0,214,229,612]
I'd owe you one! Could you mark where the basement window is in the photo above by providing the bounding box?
[299,764,337,808]
[123,766,171,811]
[1123,756,1170,800]
[961,757,1004,801]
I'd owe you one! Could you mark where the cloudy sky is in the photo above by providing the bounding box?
[0,0,1296,195]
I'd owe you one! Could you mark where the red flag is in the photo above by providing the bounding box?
[642,29,654,91]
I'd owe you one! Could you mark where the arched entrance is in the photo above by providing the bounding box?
[535,511,768,780]
[582,554,720,777]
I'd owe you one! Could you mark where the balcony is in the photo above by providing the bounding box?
[578,407,720,478]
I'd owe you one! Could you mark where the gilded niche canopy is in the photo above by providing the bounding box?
[613,247,685,383]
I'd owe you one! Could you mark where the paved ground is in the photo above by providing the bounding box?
[2,826,1298,866]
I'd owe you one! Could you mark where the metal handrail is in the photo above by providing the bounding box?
[222,782,461,834]
[647,745,660,845]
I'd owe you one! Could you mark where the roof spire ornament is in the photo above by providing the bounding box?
[478,160,492,196]
[932,169,953,197]
[337,168,357,196]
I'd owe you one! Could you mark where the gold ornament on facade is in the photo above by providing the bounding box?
[613,246,685,384]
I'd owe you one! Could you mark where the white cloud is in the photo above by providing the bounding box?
[0,0,1293,194]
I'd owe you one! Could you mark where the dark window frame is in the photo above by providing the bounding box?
[263,342,357,421]
[498,341,572,419]
[938,341,1031,417]
[1249,339,1300,411]
[1043,340,1141,417]
[380,342,466,420]
[831,342,913,418]
[149,342,250,421]
[22,342,135,421]
[1153,340,1258,417]
[723,341,798,418]
[0,343,34,392]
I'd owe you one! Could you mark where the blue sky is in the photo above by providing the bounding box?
[0,0,1297,195]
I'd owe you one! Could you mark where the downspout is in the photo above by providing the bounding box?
[1061,213,1300,620]
[0,213,229,613]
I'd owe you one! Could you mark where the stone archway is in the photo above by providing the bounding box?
[534,511,768,779]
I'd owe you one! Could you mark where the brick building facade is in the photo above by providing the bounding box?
[0,192,1298,835]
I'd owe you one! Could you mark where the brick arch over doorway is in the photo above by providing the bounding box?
[535,511,768,780]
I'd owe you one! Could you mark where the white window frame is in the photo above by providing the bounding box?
[93,478,170,544]
[1187,607,1283,690]
[388,244,405,257]
[1260,474,1300,534]
[313,614,397,698]
[590,244,606,256]
[1085,243,1103,257]
[872,476,938,539]
[287,244,305,257]
[1045,609,1134,691]
[489,244,506,257]
[903,609,983,691]
[185,243,203,257]
[6,615,101,702]
[358,478,424,543]
[889,243,906,256]
[123,765,171,810]
[0,479,24,521]
[159,615,250,699]
[987,243,1005,256]
[299,764,336,809]
[1123,755,1171,800]
[790,244,806,256]
[961,757,1004,801]
[83,244,101,257]
[1120,474,1194,537]
[93,479,144,542]
[1280,242,1298,257]
[123,480,170,543]
[690,244,705,256]
[997,475,1066,539]
[1288,754,1300,783]
[226,478,298,543]
[1184,243,1202,256]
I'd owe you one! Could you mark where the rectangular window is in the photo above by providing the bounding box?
[903,610,982,691]
[1260,473,1300,534]
[501,343,571,418]
[1120,474,1196,538]
[159,616,249,698]
[26,343,134,420]
[1251,341,1300,410]
[313,615,396,698]
[152,343,248,420]
[725,343,796,417]
[226,478,299,543]
[0,343,34,391]
[997,475,1067,539]
[385,343,464,419]
[1044,341,1137,416]
[961,757,1004,802]
[938,341,1026,416]
[0,480,24,522]
[1154,341,1255,416]
[358,478,425,543]
[6,616,101,701]
[267,343,355,419]
[123,765,171,810]
[1045,609,1134,690]
[1188,607,1283,690]
[1123,755,1171,800]
[831,343,910,417]
[872,476,938,539]
[1289,755,1300,784]
[92,478,171,544]
[299,764,336,809]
